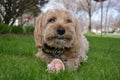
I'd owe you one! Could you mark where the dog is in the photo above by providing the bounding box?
[34,9,89,73]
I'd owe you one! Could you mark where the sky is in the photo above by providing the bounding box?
[92,7,120,23]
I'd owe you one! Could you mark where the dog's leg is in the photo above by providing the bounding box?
[63,56,82,71]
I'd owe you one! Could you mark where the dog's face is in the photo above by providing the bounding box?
[34,9,80,49]
[44,10,76,48]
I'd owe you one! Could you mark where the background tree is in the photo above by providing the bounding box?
[104,0,110,33]
[0,0,45,25]
[78,0,98,32]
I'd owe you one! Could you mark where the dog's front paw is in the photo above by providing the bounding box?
[47,59,65,73]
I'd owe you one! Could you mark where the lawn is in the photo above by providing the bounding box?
[0,34,120,80]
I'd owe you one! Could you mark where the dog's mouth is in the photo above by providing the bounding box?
[47,35,72,41]
[45,34,74,48]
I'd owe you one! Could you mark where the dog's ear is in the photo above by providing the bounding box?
[74,18,82,46]
[34,13,44,48]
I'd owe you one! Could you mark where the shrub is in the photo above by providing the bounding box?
[24,26,34,33]
[0,23,11,33]
[0,23,34,34]
[26,26,34,33]
[10,25,23,33]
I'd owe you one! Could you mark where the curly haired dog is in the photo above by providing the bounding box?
[34,9,89,73]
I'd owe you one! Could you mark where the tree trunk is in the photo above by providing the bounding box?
[88,0,92,33]
[4,16,11,25]
[105,0,111,34]
[19,14,23,26]
[88,13,92,32]
[10,18,16,26]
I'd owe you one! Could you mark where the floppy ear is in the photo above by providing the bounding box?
[74,18,82,43]
[34,13,44,48]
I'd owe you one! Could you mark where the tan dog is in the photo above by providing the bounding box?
[34,9,89,73]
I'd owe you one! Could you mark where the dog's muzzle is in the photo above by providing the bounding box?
[57,27,65,35]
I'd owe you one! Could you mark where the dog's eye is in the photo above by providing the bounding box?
[48,18,56,23]
[66,19,72,23]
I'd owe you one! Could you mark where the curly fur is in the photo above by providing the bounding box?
[34,9,89,71]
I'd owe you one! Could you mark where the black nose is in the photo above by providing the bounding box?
[57,27,65,35]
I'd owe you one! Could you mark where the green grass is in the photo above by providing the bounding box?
[0,34,120,80]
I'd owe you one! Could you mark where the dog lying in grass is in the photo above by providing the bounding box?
[34,9,89,73]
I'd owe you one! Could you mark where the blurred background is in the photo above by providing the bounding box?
[0,0,120,34]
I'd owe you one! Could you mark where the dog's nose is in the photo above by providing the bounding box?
[57,27,65,35]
